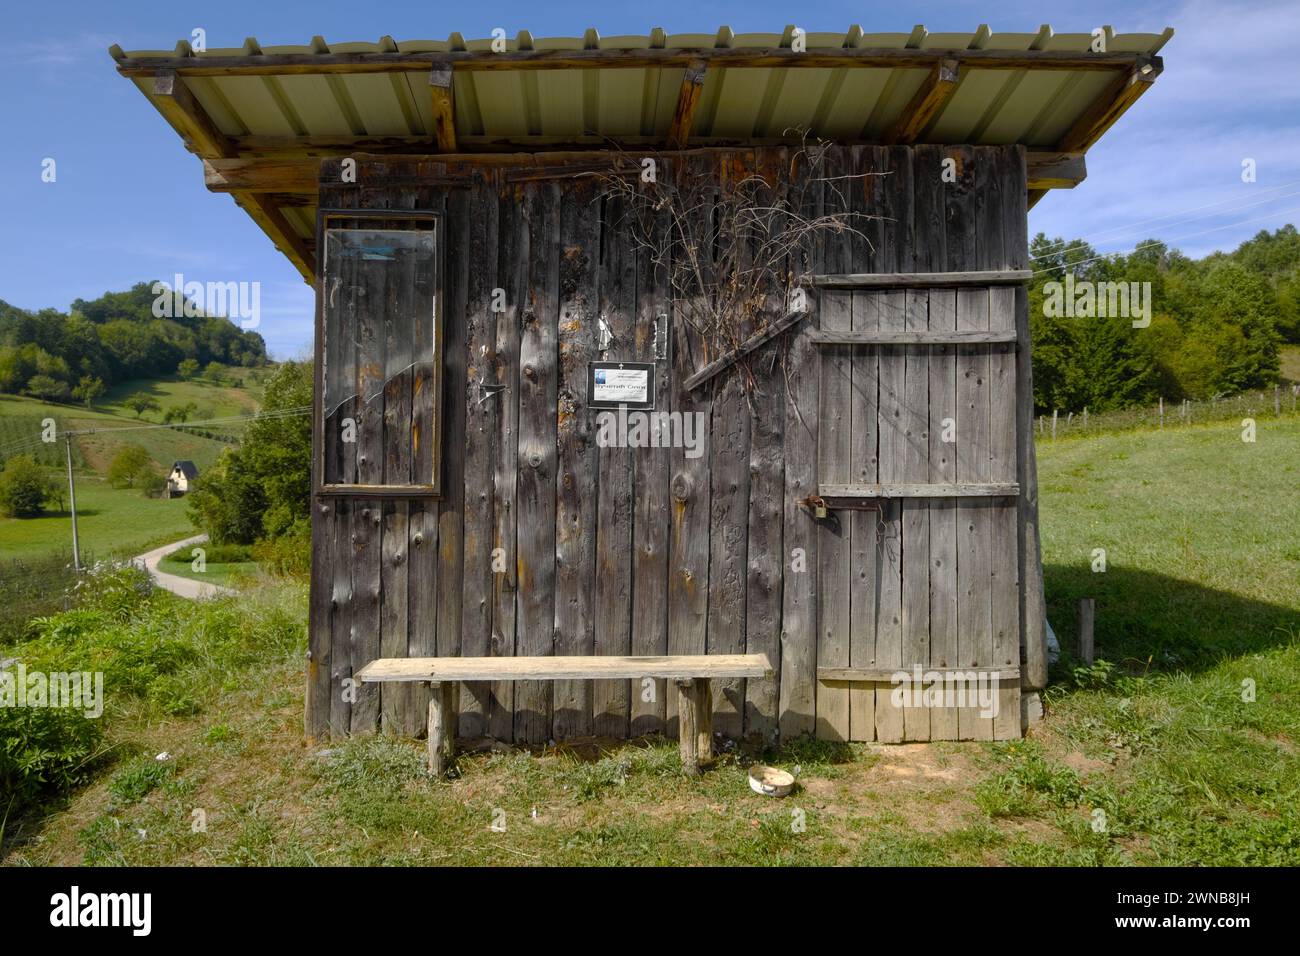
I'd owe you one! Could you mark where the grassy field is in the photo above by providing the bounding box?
[0,476,194,561]
[2,417,1297,866]
[0,370,265,561]
[158,543,258,588]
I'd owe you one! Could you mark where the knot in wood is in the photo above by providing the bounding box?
[671,473,693,501]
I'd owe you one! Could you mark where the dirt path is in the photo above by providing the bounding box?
[133,533,236,600]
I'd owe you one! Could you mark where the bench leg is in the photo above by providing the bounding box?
[427,681,458,777]
[694,677,713,764]
[675,678,713,775]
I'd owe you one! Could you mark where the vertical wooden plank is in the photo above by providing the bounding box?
[1003,147,1047,707]
[458,176,499,739]
[740,151,786,743]
[437,187,468,698]
[926,289,959,740]
[778,148,820,740]
[847,291,879,742]
[380,500,411,735]
[955,287,993,741]
[813,144,853,743]
[349,240,387,735]
[489,176,522,741]
[406,183,441,738]
[407,496,438,737]
[380,205,418,737]
[329,497,354,738]
[915,144,958,741]
[631,204,672,737]
[987,148,1022,740]
[900,286,931,742]
[874,288,906,744]
[846,144,879,743]
[306,498,333,743]
[872,145,912,744]
[705,153,752,741]
[990,288,1021,740]
[667,156,713,739]
[593,193,637,739]
[553,179,600,739]
[814,285,852,742]
[514,180,560,744]
[306,208,333,740]
[707,364,750,739]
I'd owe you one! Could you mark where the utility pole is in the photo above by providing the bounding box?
[64,435,81,571]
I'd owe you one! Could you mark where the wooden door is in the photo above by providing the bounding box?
[814,280,1022,742]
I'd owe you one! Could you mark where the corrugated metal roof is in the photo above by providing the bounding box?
[112,26,1174,276]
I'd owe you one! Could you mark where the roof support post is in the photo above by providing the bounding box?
[666,58,706,149]
[1056,56,1161,153]
[429,64,458,152]
[881,57,959,145]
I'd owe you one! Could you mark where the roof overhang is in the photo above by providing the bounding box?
[111,25,1173,282]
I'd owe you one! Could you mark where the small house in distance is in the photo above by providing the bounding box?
[113,24,1172,747]
[167,460,198,497]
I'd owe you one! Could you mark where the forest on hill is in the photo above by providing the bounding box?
[1028,225,1299,412]
[0,281,268,405]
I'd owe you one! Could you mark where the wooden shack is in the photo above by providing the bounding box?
[114,24,1171,745]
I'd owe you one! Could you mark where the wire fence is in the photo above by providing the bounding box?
[1036,384,1300,440]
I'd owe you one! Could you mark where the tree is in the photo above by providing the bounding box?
[0,455,54,517]
[188,361,310,544]
[107,444,155,489]
[162,402,197,424]
[24,374,70,403]
[125,394,160,419]
[72,375,106,408]
[177,358,200,379]
[202,361,227,385]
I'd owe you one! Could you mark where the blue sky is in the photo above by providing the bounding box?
[1,0,1297,359]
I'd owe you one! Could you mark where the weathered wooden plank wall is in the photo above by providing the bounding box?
[308,145,1033,745]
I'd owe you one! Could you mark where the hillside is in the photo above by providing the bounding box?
[0,369,265,560]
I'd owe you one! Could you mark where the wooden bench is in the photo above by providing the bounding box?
[354,654,774,776]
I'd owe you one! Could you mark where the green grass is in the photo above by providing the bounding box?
[0,476,193,561]
[2,417,1297,866]
[159,543,257,588]
[0,371,265,562]
[99,370,262,424]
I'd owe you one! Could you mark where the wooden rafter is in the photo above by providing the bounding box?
[881,58,959,145]
[428,65,457,152]
[666,59,707,149]
[150,71,316,281]
[116,47,1159,77]
[1056,57,1162,153]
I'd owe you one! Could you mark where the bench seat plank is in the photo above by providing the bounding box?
[356,653,773,683]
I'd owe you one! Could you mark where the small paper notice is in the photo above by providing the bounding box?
[592,366,649,405]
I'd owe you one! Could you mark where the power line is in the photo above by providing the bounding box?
[1030,181,1300,260]
[0,405,312,460]
[1031,205,1300,275]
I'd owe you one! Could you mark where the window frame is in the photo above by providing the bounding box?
[313,208,444,498]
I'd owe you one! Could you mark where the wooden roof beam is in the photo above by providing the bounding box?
[665,59,706,149]
[1026,151,1085,190]
[151,71,316,282]
[1056,56,1162,153]
[428,65,457,152]
[882,58,959,145]
[116,47,1158,77]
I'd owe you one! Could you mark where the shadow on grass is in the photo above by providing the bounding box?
[1043,562,1300,677]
